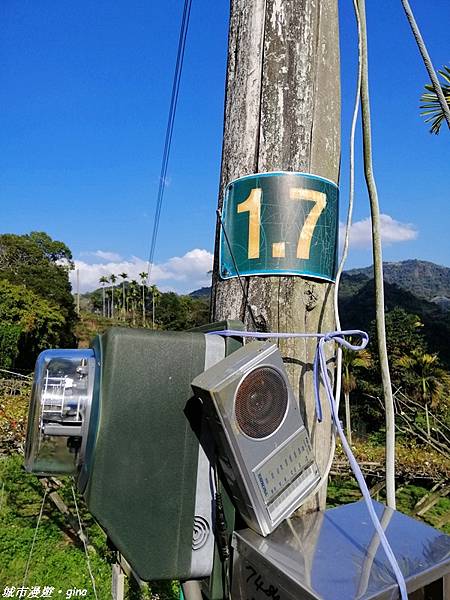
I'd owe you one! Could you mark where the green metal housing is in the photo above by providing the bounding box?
[83,322,242,585]
[84,328,205,580]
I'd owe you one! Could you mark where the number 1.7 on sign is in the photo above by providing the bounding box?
[237,187,327,260]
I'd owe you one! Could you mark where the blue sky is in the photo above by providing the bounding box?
[1,1,449,293]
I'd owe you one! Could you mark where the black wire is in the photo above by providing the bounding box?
[221,558,231,600]
[214,462,232,600]
[216,209,259,331]
[146,0,193,283]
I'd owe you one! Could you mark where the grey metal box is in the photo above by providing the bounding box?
[232,500,450,599]
[192,342,319,537]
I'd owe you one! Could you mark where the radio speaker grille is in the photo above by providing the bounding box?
[235,367,288,439]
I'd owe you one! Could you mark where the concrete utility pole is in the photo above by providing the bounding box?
[211,0,340,510]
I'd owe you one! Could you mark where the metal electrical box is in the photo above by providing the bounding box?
[84,327,222,581]
[231,500,450,600]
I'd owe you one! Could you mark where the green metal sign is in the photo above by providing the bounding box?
[219,171,339,282]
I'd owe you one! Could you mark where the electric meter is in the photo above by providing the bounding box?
[24,349,96,476]
[24,322,243,588]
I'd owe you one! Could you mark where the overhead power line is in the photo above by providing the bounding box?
[146,0,193,284]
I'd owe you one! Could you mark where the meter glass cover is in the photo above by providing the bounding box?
[25,349,95,475]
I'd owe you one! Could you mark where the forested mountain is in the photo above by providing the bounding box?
[190,259,450,367]
[346,260,450,309]
[339,277,450,368]
[191,260,450,304]
[338,260,450,366]
[189,286,211,300]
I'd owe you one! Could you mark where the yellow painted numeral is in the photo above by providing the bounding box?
[272,242,285,258]
[236,187,326,261]
[290,188,327,259]
[237,188,262,259]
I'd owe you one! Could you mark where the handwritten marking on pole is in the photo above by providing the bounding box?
[245,565,281,600]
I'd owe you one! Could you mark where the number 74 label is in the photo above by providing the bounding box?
[219,172,338,282]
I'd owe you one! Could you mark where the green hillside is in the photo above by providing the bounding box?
[339,276,450,368]
[346,260,450,309]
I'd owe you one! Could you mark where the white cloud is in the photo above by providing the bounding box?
[70,248,213,294]
[340,214,418,248]
[93,250,123,261]
[79,250,123,261]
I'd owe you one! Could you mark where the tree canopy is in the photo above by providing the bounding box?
[0,279,67,369]
[0,232,76,369]
[0,232,75,318]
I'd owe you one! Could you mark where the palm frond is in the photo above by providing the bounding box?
[420,66,450,134]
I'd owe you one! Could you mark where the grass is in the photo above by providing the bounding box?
[3,451,448,599]
[0,455,179,600]
[0,454,111,597]
[329,438,450,535]
[1,390,448,597]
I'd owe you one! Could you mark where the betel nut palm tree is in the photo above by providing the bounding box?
[109,274,117,319]
[119,272,128,320]
[128,280,140,326]
[395,349,450,439]
[149,284,161,330]
[341,345,372,445]
[99,276,109,318]
[139,272,148,326]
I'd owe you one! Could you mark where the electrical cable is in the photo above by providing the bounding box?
[212,461,232,600]
[221,559,232,600]
[314,333,408,599]
[22,487,48,587]
[400,0,450,130]
[216,209,259,330]
[71,485,98,600]
[313,0,364,498]
[0,483,5,514]
[0,368,32,379]
[215,491,230,563]
[334,0,362,413]
[146,0,193,284]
